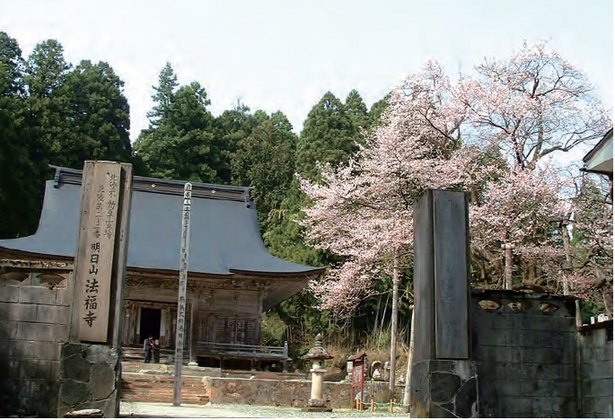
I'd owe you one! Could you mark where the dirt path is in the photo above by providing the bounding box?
[119,401,409,418]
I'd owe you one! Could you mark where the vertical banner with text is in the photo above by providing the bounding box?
[75,161,122,342]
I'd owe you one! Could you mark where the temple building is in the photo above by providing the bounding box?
[0,165,323,369]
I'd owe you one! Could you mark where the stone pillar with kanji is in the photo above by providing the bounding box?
[58,161,133,418]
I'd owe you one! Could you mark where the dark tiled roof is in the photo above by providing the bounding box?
[583,128,613,163]
[0,166,323,278]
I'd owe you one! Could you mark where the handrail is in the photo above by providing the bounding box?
[197,341,289,358]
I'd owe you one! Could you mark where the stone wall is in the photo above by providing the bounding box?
[204,377,403,409]
[0,271,72,417]
[409,359,478,417]
[578,320,613,418]
[57,343,121,417]
[470,289,578,417]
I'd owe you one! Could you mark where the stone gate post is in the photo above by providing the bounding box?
[57,161,133,418]
[409,189,478,418]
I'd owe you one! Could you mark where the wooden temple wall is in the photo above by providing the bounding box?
[197,289,263,346]
[121,280,267,349]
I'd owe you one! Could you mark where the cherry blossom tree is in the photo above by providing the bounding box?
[301,41,611,308]
[469,165,568,288]
[300,41,612,398]
[300,61,474,314]
[561,174,613,315]
[462,41,611,289]
[301,61,476,398]
[460,41,610,171]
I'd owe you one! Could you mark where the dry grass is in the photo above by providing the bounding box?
[321,343,410,382]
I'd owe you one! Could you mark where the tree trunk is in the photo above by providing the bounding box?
[562,226,573,295]
[389,252,400,401]
[378,293,390,345]
[603,289,612,318]
[373,294,382,337]
[502,243,513,289]
[402,305,415,412]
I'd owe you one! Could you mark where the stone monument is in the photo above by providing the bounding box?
[58,161,133,418]
[409,189,478,418]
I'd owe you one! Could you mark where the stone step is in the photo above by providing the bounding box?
[121,392,208,404]
[121,361,221,377]
[121,346,188,364]
[122,373,204,383]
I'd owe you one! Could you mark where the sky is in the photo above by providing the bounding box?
[1,0,613,143]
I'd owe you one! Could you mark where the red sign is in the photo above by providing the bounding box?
[352,363,364,387]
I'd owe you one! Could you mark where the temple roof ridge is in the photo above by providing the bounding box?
[51,165,252,202]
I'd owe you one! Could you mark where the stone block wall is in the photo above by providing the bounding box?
[0,273,72,417]
[57,343,121,417]
[204,377,402,409]
[578,320,613,418]
[409,359,478,417]
[470,289,578,417]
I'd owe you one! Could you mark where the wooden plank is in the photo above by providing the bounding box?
[209,290,259,314]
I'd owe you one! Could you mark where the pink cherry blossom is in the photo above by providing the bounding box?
[300,42,612,315]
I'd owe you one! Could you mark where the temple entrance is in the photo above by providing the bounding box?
[139,308,161,342]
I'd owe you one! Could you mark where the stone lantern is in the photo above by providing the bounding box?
[302,333,333,412]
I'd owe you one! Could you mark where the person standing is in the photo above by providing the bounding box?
[153,338,161,364]
[144,335,153,363]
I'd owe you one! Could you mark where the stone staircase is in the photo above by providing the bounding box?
[120,348,211,405]
[121,371,209,404]
[119,346,306,404]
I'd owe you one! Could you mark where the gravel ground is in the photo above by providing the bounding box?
[120,401,409,418]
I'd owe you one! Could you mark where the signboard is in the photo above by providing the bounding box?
[352,363,364,387]
[348,352,367,409]
[75,162,121,342]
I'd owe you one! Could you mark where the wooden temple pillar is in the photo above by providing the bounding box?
[160,308,169,347]
[123,302,136,345]
[132,304,140,345]
[189,295,199,366]
[256,290,267,344]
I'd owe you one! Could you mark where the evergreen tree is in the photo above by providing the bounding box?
[0,32,24,97]
[231,111,297,230]
[24,39,71,98]
[0,32,46,238]
[23,39,71,167]
[264,91,369,345]
[215,102,265,183]
[135,80,221,182]
[146,62,178,128]
[368,93,390,128]
[56,60,132,169]
[344,89,370,132]
[296,91,360,182]
[262,179,326,267]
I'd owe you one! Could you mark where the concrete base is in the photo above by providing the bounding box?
[302,398,332,412]
[302,406,333,412]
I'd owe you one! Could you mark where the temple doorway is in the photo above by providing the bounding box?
[139,308,161,342]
